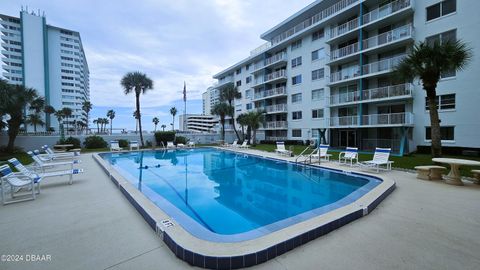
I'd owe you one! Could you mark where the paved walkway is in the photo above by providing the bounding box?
[1,151,479,270]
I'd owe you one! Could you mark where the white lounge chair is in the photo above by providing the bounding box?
[166,141,176,149]
[359,148,394,173]
[187,141,196,148]
[311,144,332,162]
[41,145,80,160]
[110,141,122,152]
[129,141,140,151]
[9,158,83,185]
[238,140,250,149]
[0,164,40,205]
[275,142,292,156]
[225,140,238,148]
[339,147,359,166]
[28,151,81,173]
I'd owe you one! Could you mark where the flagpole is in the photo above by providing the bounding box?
[183,82,187,132]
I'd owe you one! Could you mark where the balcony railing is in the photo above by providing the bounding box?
[264,121,288,129]
[329,83,413,105]
[328,0,411,41]
[329,112,414,127]
[362,54,406,75]
[250,42,272,56]
[254,52,287,71]
[264,104,288,113]
[255,69,287,85]
[330,42,359,61]
[271,0,359,45]
[265,136,288,141]
[214,76,234,87]
[362,24,413,50]
[254,86,287,100]
[330,66,361,83]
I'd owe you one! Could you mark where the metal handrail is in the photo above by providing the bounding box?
[295,145,313,163]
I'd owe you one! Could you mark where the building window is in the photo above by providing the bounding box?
[246,103,253,110]
[292,111,302,120]
[311,48,325,61]
[236,68,241,75]
[246,64,251,71]
[236,80,242,87]
[425,126,454,141]
[292,93,302,103]
[292,75,302,85]
[246,76,252,84]
[291,57,302,68]
[426,0,456,21]
[292,129,302,137]
[291,39,302,51]
[312,29,324,41]
[312,109,324,119]
[312,68,325,80]
[426,29,457,78]
[425,94,456,111]
[245,89,252,99]
[312,88,324,100]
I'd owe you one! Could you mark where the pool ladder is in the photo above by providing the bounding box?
[295,144,320,165]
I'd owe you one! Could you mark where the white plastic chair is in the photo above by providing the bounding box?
[311,144,331,162]
[41,145,80,160]
[359,148,394,173]
[130,141,140,151]
[0,164,40,205]
[9,158,83,185]
[339,147,359,166]
[238,140,250,148]
[275,142,292,156]
[166,141,176,149]
[28,151,81,173]
[110,141,122,152]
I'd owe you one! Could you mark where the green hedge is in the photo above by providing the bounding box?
[175,136,187,145]
[83,135,108,149]
[118,139,129,148]
[154,131,175,146]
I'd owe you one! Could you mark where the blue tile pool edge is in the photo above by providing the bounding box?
[93,152,396,270]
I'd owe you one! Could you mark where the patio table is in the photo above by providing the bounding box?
[432,158,480,186]
[53,144,74,152]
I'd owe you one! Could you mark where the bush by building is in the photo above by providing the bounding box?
[83,135,108,149]
[154,131,175,146]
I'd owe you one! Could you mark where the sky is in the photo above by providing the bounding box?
[1,0,313,131]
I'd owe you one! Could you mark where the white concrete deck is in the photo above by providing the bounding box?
[1,150,480,270]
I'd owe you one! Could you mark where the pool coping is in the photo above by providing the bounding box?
[93,149,395,269]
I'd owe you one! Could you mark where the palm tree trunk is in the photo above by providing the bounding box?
[172,117,175,131]
[136,94,145,146]
[228,101,241,141]
[427,88,442,157]
[34,124,37,133]
[221,118,225,141]
[252,129,257,146]
[110,121,113,135]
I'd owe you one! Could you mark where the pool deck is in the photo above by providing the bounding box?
[1,149,480,270]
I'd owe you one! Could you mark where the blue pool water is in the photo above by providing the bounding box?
[100,148,381,242]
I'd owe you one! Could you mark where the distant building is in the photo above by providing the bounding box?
[0,8,90,131]
[202,86,220,115]
[179,114,218,133]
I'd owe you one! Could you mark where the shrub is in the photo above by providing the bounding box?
[118,139,129,148]
[175,136,187,145]
[57,137,81,150]
[154,131,175,146]
[145,140,153,147]
[83,135,107,149]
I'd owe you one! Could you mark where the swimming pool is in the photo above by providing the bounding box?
[99,148,382,242]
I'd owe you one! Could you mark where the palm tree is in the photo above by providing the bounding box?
[244,110,265,146]
[0,83,42,152]
[54,111,65,132]
[236,113,248,141]
[43,105,55,131]
[121,72,154,146]
[61,107,73,133]
[170,107,177,131]
[30,97,45,114]
[220,83,242,140]
[26,113,45,133]
[133,110,140,134]
[107,109,115,134]
[82,101,92,131]
[161,124,166,131]
[152,117,159,132]
[93,118,100,133]
[395,40,471,157]
[102,118,109,133]
[211,103,232,142]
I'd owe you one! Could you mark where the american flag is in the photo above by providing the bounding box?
[183,81,187,102]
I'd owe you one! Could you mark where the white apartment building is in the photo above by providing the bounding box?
[1,8,90,131]
[179,114,219,133]
[210,0,480,155]
[202,86,221,116]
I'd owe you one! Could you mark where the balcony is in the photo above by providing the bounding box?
[329,42,359,61]
[329,112,414,127]
[362,0,412,25]
[329,17,360,41]
[214,76,234,88]
[262,104,288,114]
[329,83,413,106]
[264,121,288,129]
[253,53,287,72]
[254,70,287,86]
[362,24,413,51]
[253,86,287,101]
[362,54,406,75]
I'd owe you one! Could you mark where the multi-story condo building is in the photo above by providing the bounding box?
[211,0,480,155]
[202,86,220,115]
[1,9,90,131]
[179,114,219,133]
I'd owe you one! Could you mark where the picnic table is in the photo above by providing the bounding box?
[432,158,480,186]
[53,144,74,152]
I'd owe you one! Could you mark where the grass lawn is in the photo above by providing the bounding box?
[250,144,480,177]
[0,151,33,166]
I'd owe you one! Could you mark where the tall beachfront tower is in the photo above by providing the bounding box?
[212,0,480,155]
[0,8,90,131]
